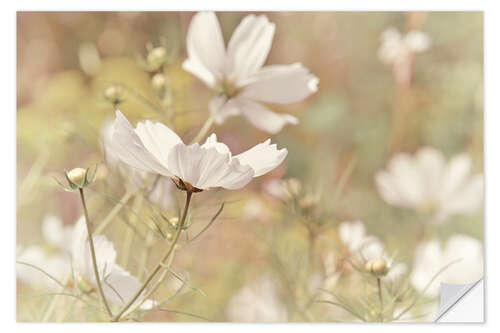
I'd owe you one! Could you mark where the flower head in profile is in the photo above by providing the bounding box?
[410,235,483,298]
[337,220,406,281]
[226,274,287,322]
[72,217,154,309]
[101,119,175,210]
[378,27,431,85]
[109,110,287,192]
[375,147,484,223]
[183,12,319,134]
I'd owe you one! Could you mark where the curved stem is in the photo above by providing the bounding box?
[78,188,114,318]
[111,190,193,322]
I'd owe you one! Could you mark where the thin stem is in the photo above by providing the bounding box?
[190,114,215,144]
[377,277,383,322]
[111,190,193,322]
[94,189,136,234]
[78,188,114,318]
[95,190,136,234]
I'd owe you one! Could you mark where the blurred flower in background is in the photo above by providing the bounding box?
[410,234,483,297]
[183,12,318,133]
[375,147,484,223]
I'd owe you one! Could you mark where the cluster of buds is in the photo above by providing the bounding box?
[60,167,97,191]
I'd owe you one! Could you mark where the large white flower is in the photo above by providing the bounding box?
[183,12,319,134]
[109,110,287,191]
[375,147,484,223]
[71,217,154,309]
[226,274,287,322]
[410,235,483,298]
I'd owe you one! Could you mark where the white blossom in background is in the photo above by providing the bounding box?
[338,220,407,281]
[71,217,155,309]
[410,234,483,298]
[101,119,175,210]
[226,274,287,322]
[16,215,72,291]
[375,147,484,223]
[109,110,287,191]
[183,12,319,134]
[378,27,431,85]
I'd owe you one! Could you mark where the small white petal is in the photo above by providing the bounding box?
[239,63,318,104]
[338,220,367,253]
[183,12,226,88]
[234,139,287,177]
[226,14,276,82]
[236,98,298,134]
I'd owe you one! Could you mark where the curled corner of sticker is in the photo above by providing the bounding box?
[434,278,484,323]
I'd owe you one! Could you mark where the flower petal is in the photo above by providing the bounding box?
[236,98,298,134]
[101,266,142,308]
[226,14,275,83]
[167,143,254,190]
[239,63,318,104]
[110,111,172,177]
[182,12,226,88]
[234,139,287,177]
[135,119,183,167]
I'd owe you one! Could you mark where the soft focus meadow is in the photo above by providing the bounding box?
[16,11,483,322]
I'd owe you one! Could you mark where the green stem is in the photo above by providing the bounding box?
[111,190,193,322]
[94,189,136,235]
[190,114,214,144]
[78,188,114,318]
[377,277,383,322]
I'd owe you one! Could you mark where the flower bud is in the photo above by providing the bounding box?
[67,168,87,188]
[104,85,125,106]
[170,217,179,228]
[63,166,97,190]
[365,258,388,276]
[151,73,166,92]
[166,233,173,241]
[147,47,167,70]
[283,178,302,199]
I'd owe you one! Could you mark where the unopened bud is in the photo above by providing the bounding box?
[283,178,302,199]
[365,258,388,276]
[151,73,166,92]
[147,47,167,70]
[104,85,125,106]
[67,168,87,188]
[166,233,173,241]
[63,166,97,190]
[170,217,179,228]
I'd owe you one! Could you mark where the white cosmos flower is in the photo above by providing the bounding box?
[410,235,483,298]
[101,119,175,209]
[375,147,484,223]
[183,12,319,134]
[72,216,154,310]
[226,274,287,322]
[378,27,430,85]
[17,245,71,292]
[109,110,287,191]
[16,215,73,291]
[338,220,407,281]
